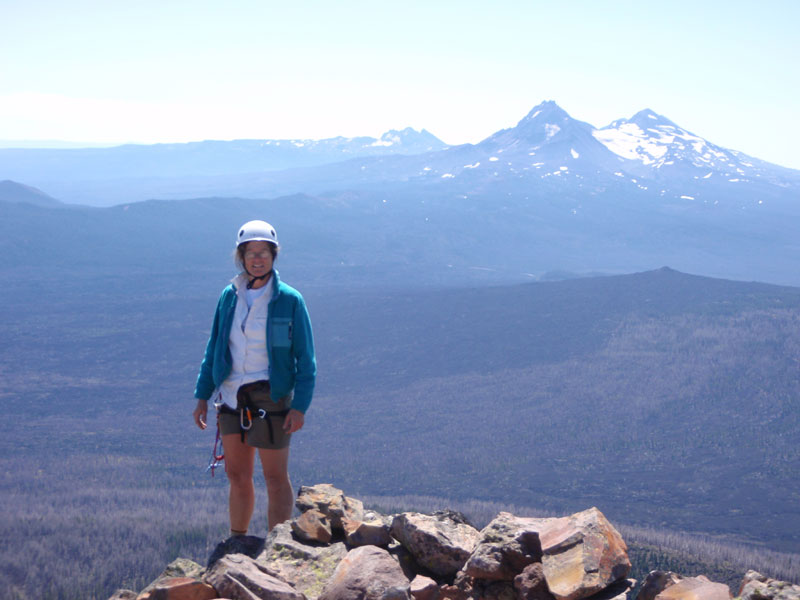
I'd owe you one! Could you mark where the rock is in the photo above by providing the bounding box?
[739,571,800,600]
[410,575,440,600]
[383,586,414,600]
[445,572,517,600]
[539,507,631,600]
[203,553,305,600]
[136,577,217,600]
[482,581,517,600]
[654,576,730,600]
[207,535,266,568]
[292,509,333,544]
[514,563,557,600]
[389,540,428,581]
[586,579,636,600]
[391,511,481,577]
[343,511,393,547]
[636,572,682,600]
[296,483,364,529]
[139,558,207,595]
[318,545,411,600]
[739,571,769,597]
[258,521,348,599]
[107,591,137,600]
[464,512,556,580]
[439,584,470,600]
[336,496,365,528]
[472,580,517,600]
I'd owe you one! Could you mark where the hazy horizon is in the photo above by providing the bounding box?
[2,1,799,169]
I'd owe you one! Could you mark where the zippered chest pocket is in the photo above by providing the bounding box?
[270,317,292,347]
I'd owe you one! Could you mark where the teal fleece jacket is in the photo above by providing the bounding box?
[194,270,316,413]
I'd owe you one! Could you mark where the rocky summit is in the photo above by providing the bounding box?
[107,483,796,600]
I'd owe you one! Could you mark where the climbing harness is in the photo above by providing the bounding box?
[206,382,291,476]
[257,406,290,446]
[218,401,290,446]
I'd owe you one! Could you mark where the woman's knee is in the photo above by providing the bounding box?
[259,448,290,486]
[223,441,255,486]
[263,470,290,491]
[226,464,255,488]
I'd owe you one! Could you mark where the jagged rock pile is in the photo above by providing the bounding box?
[108,483,797,600]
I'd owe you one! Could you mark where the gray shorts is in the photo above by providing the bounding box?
[218,380,292,449]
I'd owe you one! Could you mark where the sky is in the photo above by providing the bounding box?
[1,0,799,169]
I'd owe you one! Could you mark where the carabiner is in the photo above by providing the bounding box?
[240,408,253,430]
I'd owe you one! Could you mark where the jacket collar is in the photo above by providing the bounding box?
[231,269,281,297]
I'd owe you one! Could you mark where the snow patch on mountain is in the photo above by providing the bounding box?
[593,122,668,164]
[592,109,766,180]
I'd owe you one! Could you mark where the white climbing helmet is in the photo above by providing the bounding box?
[236,220,278,247]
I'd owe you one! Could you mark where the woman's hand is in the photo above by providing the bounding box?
[193,399,208,430]
[283,409,305,434]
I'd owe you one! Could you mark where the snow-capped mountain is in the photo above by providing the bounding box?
[593,108,791,188]
[412,100,630,181]
[343,101,799,207]
[2,101,798,286]
[2,100,798,208]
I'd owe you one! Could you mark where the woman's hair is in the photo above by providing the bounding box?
[233,241,279,271]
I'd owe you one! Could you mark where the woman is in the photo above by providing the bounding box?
[192,219,316,535]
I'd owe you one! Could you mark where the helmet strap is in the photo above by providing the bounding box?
[245,269,272,289]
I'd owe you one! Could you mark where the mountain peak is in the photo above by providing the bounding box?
[376,127,447,151]
[628,108,679,130]
[518,100,572,125]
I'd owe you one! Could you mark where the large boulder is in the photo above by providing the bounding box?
[539,507,631,600]
[204,553,305,600]
[292,509,333,544]
[296,483,365,530]
[589,578,636,600]
[208,535,266,568]
[318,545,411,600]
[139,558,207,596]
[343,511,393,547]
[654,576,730,600]
[464,512,556,580]
[391,510,481,578]
[739,571,800,600]
[257,521,348,599]
[135,577,217,600]
[636,572,682,600]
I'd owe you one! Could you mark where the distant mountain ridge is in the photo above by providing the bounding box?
[0,126,447,183]
[2,100,798,286]
[1,100,798,207]
[0,179,61,207]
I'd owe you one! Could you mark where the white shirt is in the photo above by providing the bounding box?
[215,273,273,409]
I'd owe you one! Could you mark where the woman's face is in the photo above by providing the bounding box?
[243,241,274,278]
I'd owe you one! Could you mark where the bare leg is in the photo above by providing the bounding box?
[258,446,293,530]
[222,433,256,534]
